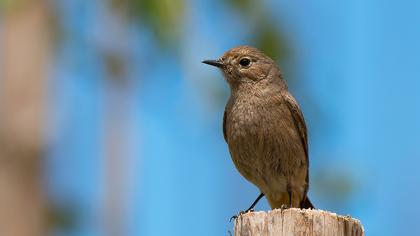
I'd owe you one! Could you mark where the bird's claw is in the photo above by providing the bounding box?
[280,204,290,210]
[229,215,238,222]
[229,209,254,222]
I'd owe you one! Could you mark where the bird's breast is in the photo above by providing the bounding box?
[225,96,282,143]
[224,95,306,191]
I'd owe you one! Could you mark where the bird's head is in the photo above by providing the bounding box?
[203,46,283,90]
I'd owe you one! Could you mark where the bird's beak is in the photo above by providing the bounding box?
[202,59,224,68]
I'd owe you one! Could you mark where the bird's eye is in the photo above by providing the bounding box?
[239,58,251,67]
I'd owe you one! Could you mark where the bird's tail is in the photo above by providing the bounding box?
[300,196,314,209]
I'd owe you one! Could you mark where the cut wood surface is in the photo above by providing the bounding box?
[234,208,364,236]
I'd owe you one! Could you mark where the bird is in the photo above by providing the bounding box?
[202,46,313,213]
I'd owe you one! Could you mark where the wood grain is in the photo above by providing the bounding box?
[234,208,364,236]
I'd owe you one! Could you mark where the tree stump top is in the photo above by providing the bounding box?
[234,208,364,236]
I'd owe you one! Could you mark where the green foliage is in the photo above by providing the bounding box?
[47,204,79,231]
[0,0,39,13]
[0,0,13,11]
[111,0,185,48]
[226,0,290,62]
[253,22,290,62]
[226,0,253,13]
[313,167,357,201]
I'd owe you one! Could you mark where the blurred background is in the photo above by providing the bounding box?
[0,0,419,235]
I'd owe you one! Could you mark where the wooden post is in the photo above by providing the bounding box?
[234,208,364,236]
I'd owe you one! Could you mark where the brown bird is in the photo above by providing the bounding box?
[203,46,313,213]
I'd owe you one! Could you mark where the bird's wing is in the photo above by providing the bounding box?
[283,92,311,205]
[223,109,228,142]
[283,92,308,158]
[222,97,234,143]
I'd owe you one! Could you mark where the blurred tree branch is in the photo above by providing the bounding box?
[0,0,51,235]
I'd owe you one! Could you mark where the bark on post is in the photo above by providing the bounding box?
[234,208,364,236]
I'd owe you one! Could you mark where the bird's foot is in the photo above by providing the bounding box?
[229,209,254,222]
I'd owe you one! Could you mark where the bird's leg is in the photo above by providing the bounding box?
[245,192,265,212]
[229,193,265,222]
[281,184,293,209]
[289,191,293,208]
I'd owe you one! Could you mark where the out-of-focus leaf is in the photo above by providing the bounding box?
[111,0,185,48]
[253,23,290,62]
[226,0,253,13]
[47,204,79,231]
[312,167,357,201]
[0,0,22,12]
[104,52,127,82]
[225,0,290,62]
[0,0,10,10]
